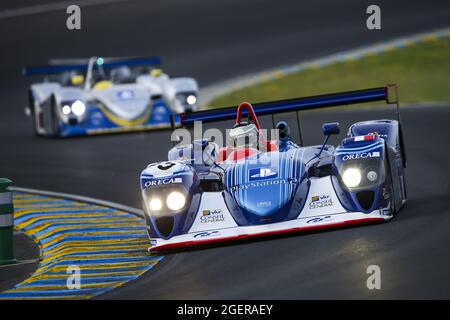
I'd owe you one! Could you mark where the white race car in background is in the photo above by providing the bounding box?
[25,56,199,137]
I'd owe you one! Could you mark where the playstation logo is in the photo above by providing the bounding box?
[248,167,278,181]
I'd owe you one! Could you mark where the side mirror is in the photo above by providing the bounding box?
[275,121,290,141]
[322,122,340,136]
[316,122,340,158]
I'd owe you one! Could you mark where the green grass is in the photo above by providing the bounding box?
[209,35,450,108]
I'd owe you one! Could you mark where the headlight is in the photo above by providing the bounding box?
[342,168,362,188]
[367,170,378,182]
[71,100,86,116]
[62,105,71,115]
[149,198,162,211]
[166,191,186,211]
[186,95,197,105]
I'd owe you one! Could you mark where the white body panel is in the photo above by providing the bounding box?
[148,177,392,251]
[299,177,347,218]
[189,192,239,233]
[30,83,61,104]
[91,85,151,120]
[137,74,199,113]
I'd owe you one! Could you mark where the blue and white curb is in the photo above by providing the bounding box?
[0,187,161,299]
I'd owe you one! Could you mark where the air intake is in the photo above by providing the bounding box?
[356,191,375,211]
[155,216,174,238]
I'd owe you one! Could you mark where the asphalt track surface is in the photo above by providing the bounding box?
[0,0,449,299]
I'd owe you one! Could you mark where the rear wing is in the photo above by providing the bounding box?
[170,84,400,146]
[171,85,399,129]
[23,56,161,76]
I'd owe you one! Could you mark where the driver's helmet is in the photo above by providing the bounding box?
[58,71,83,86]
[228,122,260,149]
[70,74,84,86]
[110,66,133,84]
[150,68,163,78]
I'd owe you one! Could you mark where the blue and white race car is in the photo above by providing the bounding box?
[25,56,198,137]
[140,85,407,252]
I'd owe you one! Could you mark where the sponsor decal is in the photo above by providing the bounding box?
[194,230,220,238]
[368,131,388,139]
[144,177,182,188]
[229,178,298,192]
[153,106,167,114]
[200,210,225,223]
[117,90,135,100]
[309,195,333,210]
[342,151,380,161]
[248,167,278,181]
[354,135,375,142]
[306,215,332,224]
[149,240,158,246]
[257,201,272,208]
[90,111,105,126]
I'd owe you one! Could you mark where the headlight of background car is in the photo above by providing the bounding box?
[61,100,86,117]
[176,93,197,106]
[62,104,71,115]
[339,158,386,191]
[186,94,197,105]
[71,100,86,116]
[143,186,188,216]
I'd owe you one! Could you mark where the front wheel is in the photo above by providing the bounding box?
[385,162,397,217]
[47,96,61,137]
[384,144,402,216]
[29,91,41,136]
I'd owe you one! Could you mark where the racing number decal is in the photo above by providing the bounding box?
[157,162,176,170]
[145,161,182,178]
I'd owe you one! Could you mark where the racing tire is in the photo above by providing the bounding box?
[398,128,408,202]
[28,91,40,137]
[385,160,397,217]
[384,144,399,216]
[48,96,61,137]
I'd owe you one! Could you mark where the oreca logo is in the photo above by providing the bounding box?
[144,177,182,187]
[342,151,380,161]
